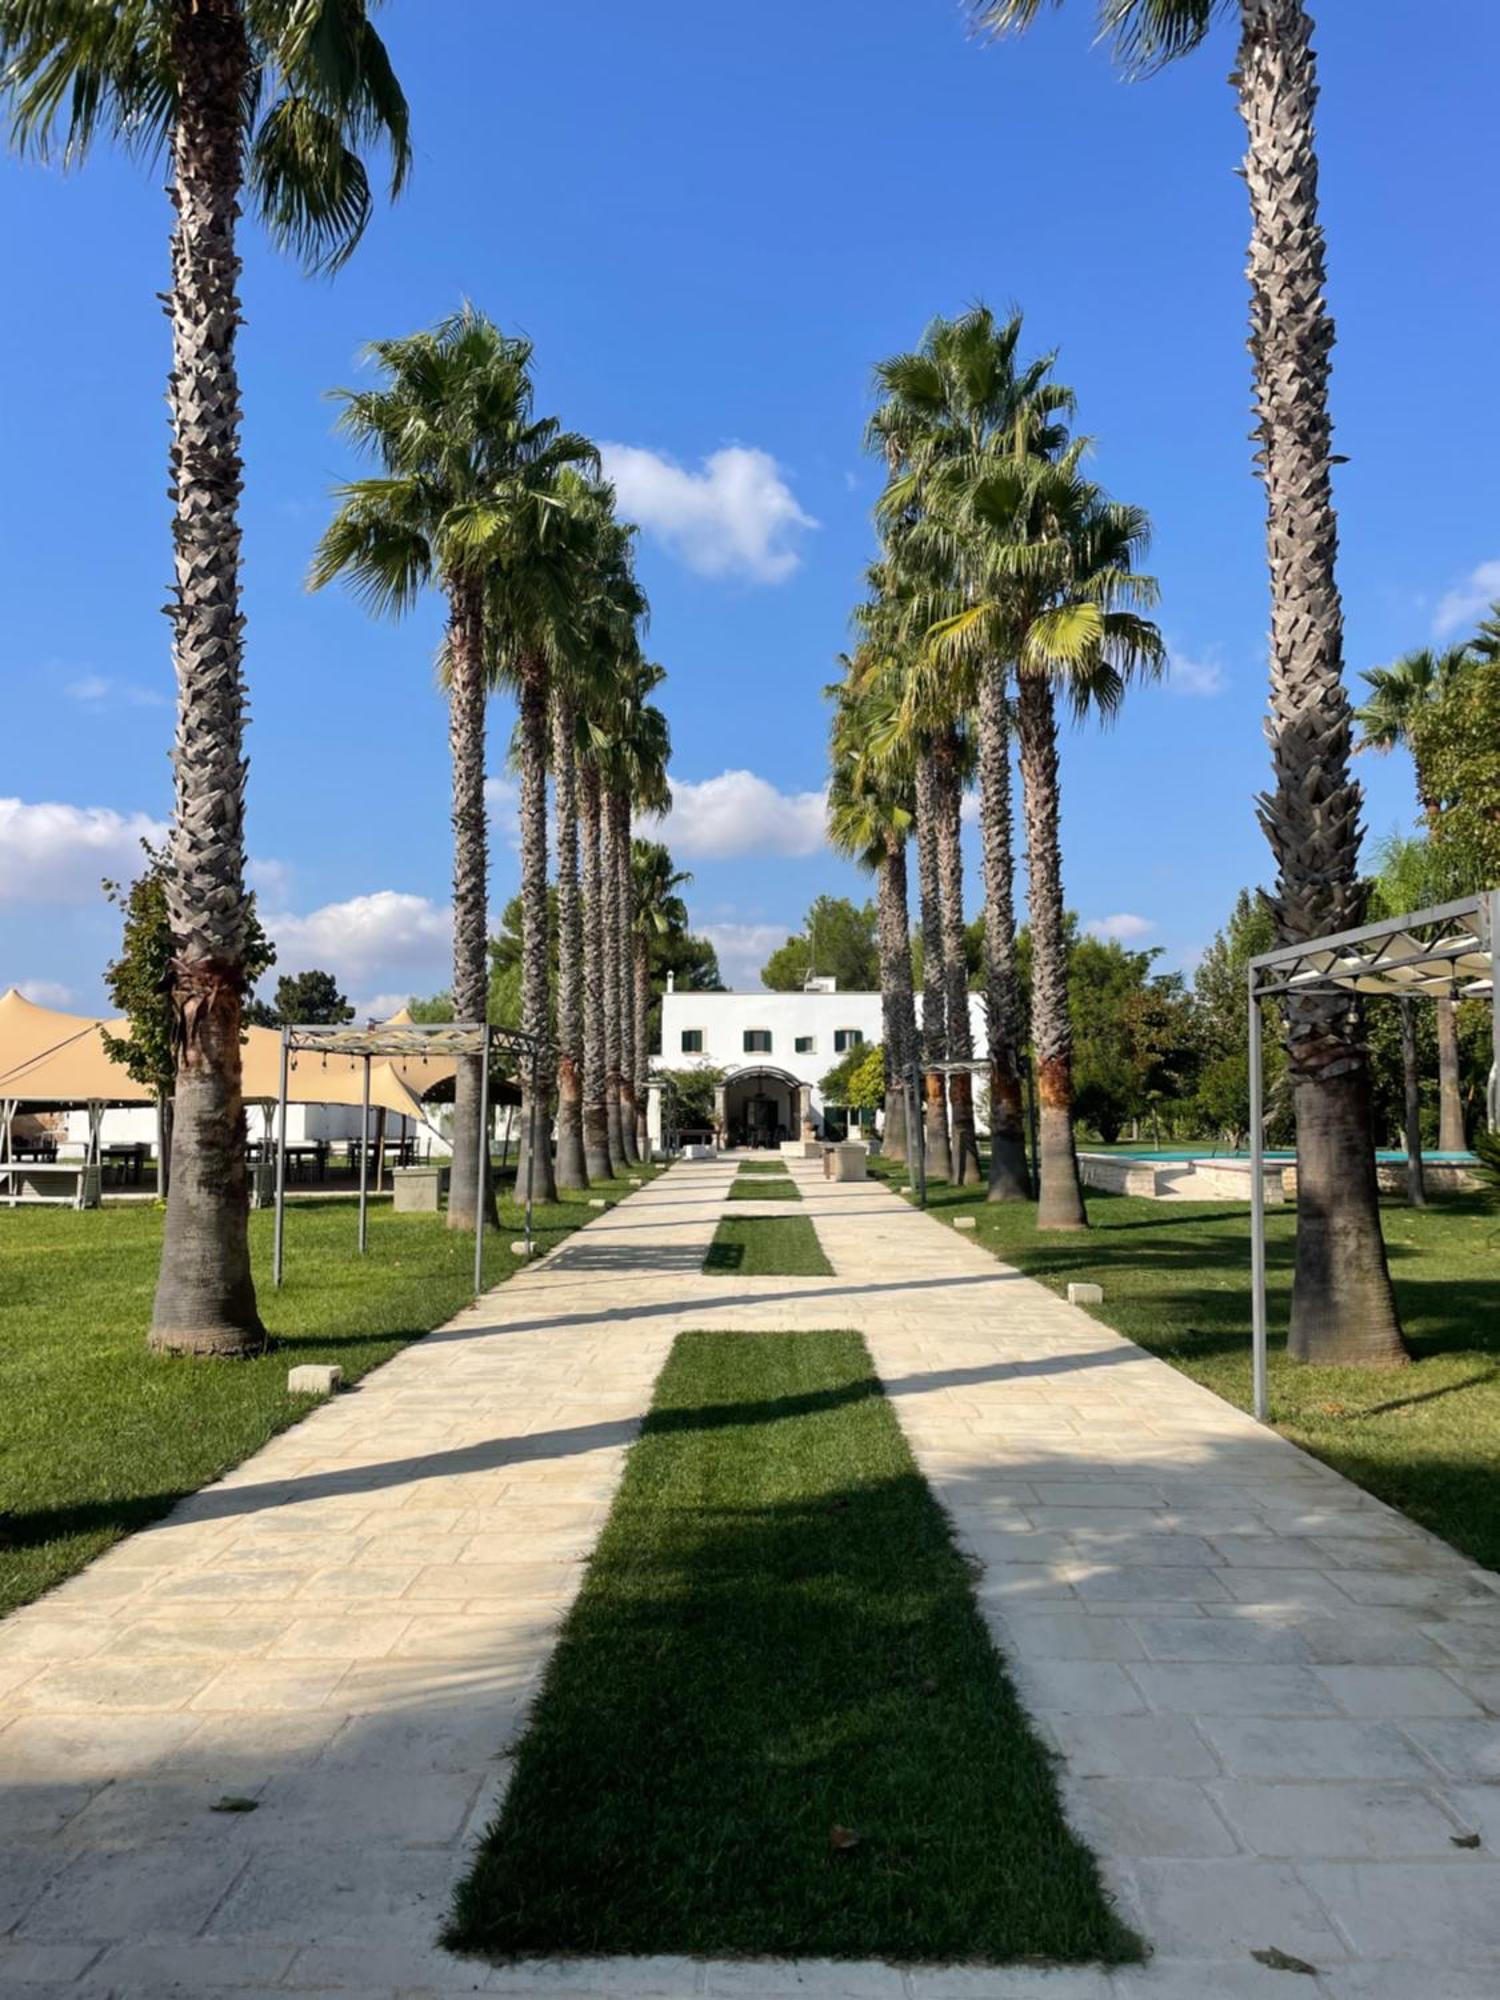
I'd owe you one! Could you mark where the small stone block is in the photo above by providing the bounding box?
[287,1364,342,1397]
[1068,1281,1104,1306]
[628,1177,642,1185]
[900,1185,913,1194]
[588,1197,609,1209]
[509,1240,534,1257]
[953,1215,977,1232]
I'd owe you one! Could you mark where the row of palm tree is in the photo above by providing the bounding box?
[828,306,1163,1233]
[967,0,1411,1366]
[310,309,675,1217]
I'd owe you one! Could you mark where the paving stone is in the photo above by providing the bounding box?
[1198,1717,1438,1782]
[1066,1778,1240,1858]
[1210,1780,1465,1858]
[1130,1663,1343,1716]
[1025,1660,1146,1714]
[1313,1666,1481,1718]
[1040,1714,1221,1779]
[1304,1860,1500,1959]
[1117,1856,1346,1962]
[1400,1719,1500,1782]
[1132,1616,1313,1664]
[18,1840,249,1943]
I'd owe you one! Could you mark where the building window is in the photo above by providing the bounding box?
[833,1027,865,1053]
[680,1028,704,1054]
[743,1028,772,1054]
[794,1034,815,1055]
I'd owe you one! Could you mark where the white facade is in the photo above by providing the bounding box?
[652,978,988,1148]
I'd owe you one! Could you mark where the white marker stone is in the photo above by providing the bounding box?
[1067,1281,1104,1306]
[287,1364,342,1397]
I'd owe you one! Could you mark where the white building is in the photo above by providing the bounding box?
[650,975,988,1148]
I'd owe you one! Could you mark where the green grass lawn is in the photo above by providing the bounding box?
[869,1155,1500,1572]
[735,1160,788,1175]
[0,1169,653,1619]
[727,1175,800,1202]
[704,1215,832,1277]
[446,1328,1137,1966]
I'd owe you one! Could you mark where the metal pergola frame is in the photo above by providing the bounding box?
[271,1020,551,1297]
[1246,890,1500,1422]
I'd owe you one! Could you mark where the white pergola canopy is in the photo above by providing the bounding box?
[1246,891,1499,1421]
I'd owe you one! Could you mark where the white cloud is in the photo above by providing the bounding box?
[266,891,452,987]
[960,790,980,825]
[246,856,293,905]
[64,674,168,709]
[354,990,420,1024]
[599,443,816,583]
[17,978,76,1008]
[1433,557,1500,640]
[0,798,167,904]
[697,921,792,990]
[652,770,828,860]
[1165,646,1227,697]
[1086,912,1156,943]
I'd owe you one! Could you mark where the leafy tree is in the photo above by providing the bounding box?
[760,897,880,992]
[407,991,455,1024]
[262,969,353,1027]
[1409,658,1500,893]
[1,0,410,1355]
[654,1064,727,1135]
[820,1042,886,1115]
[103,845,273,1197]
[1191,887,1282,1147]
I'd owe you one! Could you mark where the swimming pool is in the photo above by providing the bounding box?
[1106,1147,1478,1164]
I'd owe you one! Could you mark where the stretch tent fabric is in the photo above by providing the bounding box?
[0,987,437,1124]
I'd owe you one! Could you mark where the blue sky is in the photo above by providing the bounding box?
[3,0,1498,1009]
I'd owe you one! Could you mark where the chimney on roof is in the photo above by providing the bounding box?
[666,971,675,993]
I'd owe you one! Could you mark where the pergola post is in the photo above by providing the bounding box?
[358,1054,371,1256]
[1489,890,1500,1132]
[1248,970,1269,1424]
[523,1037,537,1258]
[474,1024,492,1297]
[272,1029,290,1288]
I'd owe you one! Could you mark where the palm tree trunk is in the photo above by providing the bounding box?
[913,747,952,1182]
[614,797,641,1165]
[149,0,263,1354]
[443,583,497,1232]
[876,834,917,1164]
[551,688,588,1190]
[934,730,981,1184]
[1399,999,1426,1207]
[1237,0,1405,1362]
[515,656,557,1206]
[633,938,652,1161]
[580,764,612,1182]
[1436,994,1466,1151]
[601,788,628,1175]
[1015,674,1087,1230]
[977,660,1030,1201]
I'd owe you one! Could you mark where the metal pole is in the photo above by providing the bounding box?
[358,1055,371,1255]
[474,1024,491,1297]
[272,1029,290,1288]
[1248,972,1268,1423]
[1488,890,1500,1132]
[909,1063,927,1208]
[524,1042,537,1257]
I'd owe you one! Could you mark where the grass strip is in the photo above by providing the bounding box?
[868,1153,1500,1573]
[736,1161,788,1175]
[703,1215,832,1277]
[0,1170,654,1619]
[447,1327,1137,1965]
[728,1176,800,1202]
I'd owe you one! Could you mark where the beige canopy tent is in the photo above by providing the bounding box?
[0,988,439,1205]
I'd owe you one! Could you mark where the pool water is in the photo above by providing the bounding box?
[1108,1146,1477,1164]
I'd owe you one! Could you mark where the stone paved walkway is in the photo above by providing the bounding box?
[2,1158,1499,1999]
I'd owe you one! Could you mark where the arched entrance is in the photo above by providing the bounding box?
[722,1065,800,1150]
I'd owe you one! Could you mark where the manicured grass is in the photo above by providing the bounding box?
[0,1169,654,1619]
[735,1160,788,1175]
[446,1328,1137,1965]
[869,1154,1500,1573]
[728,1175,800,1201]
[704,1214,832,1277]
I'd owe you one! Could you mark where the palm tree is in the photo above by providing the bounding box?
[972,0,1407,1354]
[311,310,594,1228]
[1356,646,1473,1153]
[0,1,410,1354]
[828,670,918,1163]
[925,448,1165,1229]
[630,840,691,1159]
[579,750,613,1181]
[613,666,672,1164]
[870,307,1070,1198]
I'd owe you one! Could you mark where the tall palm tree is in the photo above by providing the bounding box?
[612,666,672,1164]
[579,750,613,1181]
[1356,646,1473,1153]
[925,448,1165,1229]
[932,721,982,1184]
[972,0,1408,1355]
[1,0,410,1354]
[828,670,918,1163]
[630,840,691,1159]
[311,310,594,1228]
[870,307,1070,1198]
